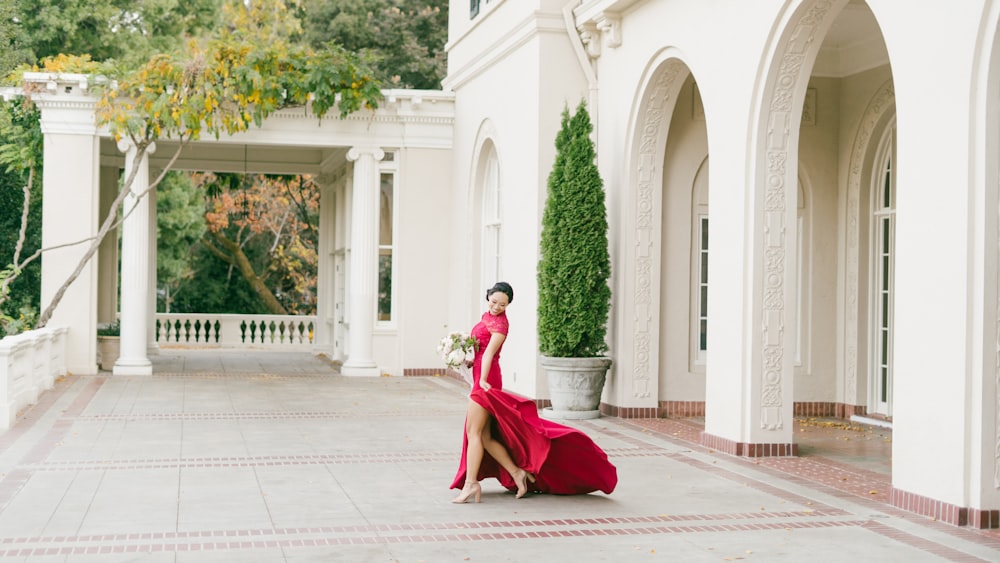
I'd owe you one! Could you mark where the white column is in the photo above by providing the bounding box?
[113,139,155,376]
[341,147,383,376]
[146,176,159,356]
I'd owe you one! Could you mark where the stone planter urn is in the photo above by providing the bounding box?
[97,335,120,371]
[540,356,612,420]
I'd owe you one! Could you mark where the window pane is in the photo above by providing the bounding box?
[378,251,392,321]
[883,159,892,208]
[698,217,709,355]
[881,366,888,402]
[379,174,393,246]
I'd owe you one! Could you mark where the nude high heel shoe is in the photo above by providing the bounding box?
[514,469,536,499]
[452,480,482,504]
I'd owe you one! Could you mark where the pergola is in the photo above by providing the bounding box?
[12,72,455,376]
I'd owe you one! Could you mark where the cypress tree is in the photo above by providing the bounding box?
[537,100,611,358]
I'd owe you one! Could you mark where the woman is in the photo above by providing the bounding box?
[450,282,617,503]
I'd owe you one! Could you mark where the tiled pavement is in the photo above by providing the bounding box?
[0,350,997,562]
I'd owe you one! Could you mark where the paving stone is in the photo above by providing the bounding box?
[0,349,995,562]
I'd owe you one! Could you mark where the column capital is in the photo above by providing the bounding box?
[347,146,385,162]
[116,138,157,155]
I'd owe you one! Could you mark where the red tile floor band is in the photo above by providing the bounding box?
[2,373,999,561]
[1,518,944,559]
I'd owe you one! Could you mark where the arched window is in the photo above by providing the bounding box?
[689,158,808,370]
[870,125,895,416]
[690,158,709,367]
[481,148,502,287]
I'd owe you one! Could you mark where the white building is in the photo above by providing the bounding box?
[23,0,1000,527]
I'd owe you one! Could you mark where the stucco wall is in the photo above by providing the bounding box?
[446,4,588,398]
[384,147,453,374]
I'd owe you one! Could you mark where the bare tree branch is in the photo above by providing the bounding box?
[35,137,188,328]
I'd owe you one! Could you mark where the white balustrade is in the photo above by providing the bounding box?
[0,326,68,430]
[156,314,316,350]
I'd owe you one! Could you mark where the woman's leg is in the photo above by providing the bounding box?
[481,421,535,498]
[480,422,518,475]
[453,400,488,503]
[463,400,489,479]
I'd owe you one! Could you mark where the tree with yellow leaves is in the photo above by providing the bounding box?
[0,0,382,329]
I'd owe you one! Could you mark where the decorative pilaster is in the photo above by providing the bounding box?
[97,166,120,326]
[341,147,384,376]
[313,170,343,357]
[114,139,156,376]
[34,76,102,376]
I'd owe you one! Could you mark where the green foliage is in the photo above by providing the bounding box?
[96,29,383,145]
[537,101,611,358]
[96,319,120,337]
[0,97,42,175]
[168,246,271,314]
[0,2,27,79]
[10,0,222,69]
[0,303,37,338]
[300,0,448,89]
[0,98,42,332]
[157,171,206,312]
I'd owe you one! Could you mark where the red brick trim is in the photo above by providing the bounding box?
[600,403,658,418]
[658,401,705,417]
[700,431,798,457]
[403,368,450,376]
[889,487,969,527]
[968,508,1000,529]
[836,403,867,418]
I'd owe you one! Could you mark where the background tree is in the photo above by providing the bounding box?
[537,101,611,358]
[0,0,225,335]
[0,2,28,78]
[157,171,206,313]
[300,0,448,89]
[195,172,320,315]
[2,0,449,331]
[0,98,42,336]
[11,0,222,68]
[0,0,382,329]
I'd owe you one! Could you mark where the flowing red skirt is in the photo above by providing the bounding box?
[450,388,617,495]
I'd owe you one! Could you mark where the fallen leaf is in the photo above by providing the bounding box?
[869,490,878,495]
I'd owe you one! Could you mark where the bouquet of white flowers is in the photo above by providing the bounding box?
[438,331,477,387]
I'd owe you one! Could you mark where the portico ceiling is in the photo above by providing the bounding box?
[99,138,349,176]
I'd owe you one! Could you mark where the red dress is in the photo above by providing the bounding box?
[450,311,617,495]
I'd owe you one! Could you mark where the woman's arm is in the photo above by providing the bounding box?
[479,331,506,390]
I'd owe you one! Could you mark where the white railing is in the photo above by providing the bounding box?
[156,314,316,350]
[0,326,68,430]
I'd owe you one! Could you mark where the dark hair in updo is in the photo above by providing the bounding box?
[486,281,514,304]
